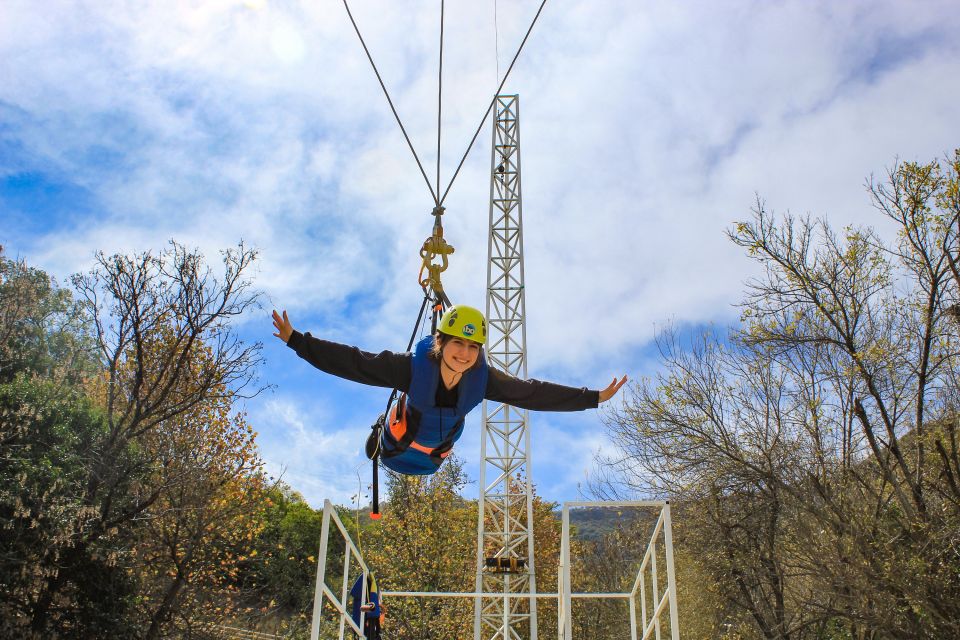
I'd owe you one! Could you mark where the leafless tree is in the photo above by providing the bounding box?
[599,154,960,639]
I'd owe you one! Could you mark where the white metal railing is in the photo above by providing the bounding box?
[310,500,373,640]
[309,498,679,639]
[559,501,680,640]
[214,625,285,639]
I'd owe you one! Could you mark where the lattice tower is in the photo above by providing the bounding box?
[474,95,538,640]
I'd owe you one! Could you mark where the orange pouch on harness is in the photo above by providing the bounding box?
[388,395,451,458]
[388,395,408,441]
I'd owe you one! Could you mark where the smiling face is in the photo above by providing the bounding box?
[441,336,481,374]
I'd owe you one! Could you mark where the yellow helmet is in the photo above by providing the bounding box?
[438,304,486,345]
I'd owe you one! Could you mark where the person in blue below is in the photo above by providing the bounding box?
[349,573,382,639]
[271,304,627,475]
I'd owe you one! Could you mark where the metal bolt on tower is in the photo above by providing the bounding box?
[474,95,538,640]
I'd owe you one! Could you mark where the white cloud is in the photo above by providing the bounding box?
[3,0,960,503]
[529,414,617,501]
[450,406,618,504]
[252,395,368,507]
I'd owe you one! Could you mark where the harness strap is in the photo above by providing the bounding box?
[371,292,439,519]
[381,394,461,465]
[427,431,458,466]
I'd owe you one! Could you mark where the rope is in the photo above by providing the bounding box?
[355,466,366,553]
[439,0,549,206]
[391,293,434,405]
[342,0,439,206]
[342,0,548,209]
[436,0,444,198]
[371,292,440,518]
[494,0,500,83]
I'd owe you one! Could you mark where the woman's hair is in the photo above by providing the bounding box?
[429,333,483,370]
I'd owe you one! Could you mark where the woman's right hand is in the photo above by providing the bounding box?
[272,309,294,343]
[598,375,628,403]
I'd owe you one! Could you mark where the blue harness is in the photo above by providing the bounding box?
[380,335,488,474]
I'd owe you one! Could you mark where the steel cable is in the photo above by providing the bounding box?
[342,0,439,205]
[437,0,444,198]
[439,0,549,205]
[342,0,548,210]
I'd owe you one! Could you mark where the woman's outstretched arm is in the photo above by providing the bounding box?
[485,369,627,411]
[271,309,411,390]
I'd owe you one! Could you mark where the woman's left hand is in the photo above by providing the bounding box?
[598,375,628,403]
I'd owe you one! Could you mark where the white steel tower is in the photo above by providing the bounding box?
[474,95,538,640]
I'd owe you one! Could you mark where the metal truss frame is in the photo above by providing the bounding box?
[310,501,373,640]
[474,94,538,640]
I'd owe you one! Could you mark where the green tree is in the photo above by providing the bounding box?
[0,243,267,638]
[235,484,325,635]
[361,457,477,640]
[0,248,137,637]
[0,246,94,384]
[0,376,139,637]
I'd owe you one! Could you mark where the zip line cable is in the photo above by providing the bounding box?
[341,0,439,206]
[436,0,444,198]
[494,0,501,84]
[438,0,548,206]
[342,0,549,208]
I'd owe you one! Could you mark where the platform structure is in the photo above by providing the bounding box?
[557,502,680,640]
[309,499,680,640]
[310,501,373,640]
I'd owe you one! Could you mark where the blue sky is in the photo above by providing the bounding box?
[2,0,959,507]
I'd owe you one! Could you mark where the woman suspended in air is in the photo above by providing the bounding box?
[272,304,627,475]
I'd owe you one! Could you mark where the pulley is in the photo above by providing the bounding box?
[418,205,454,306]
